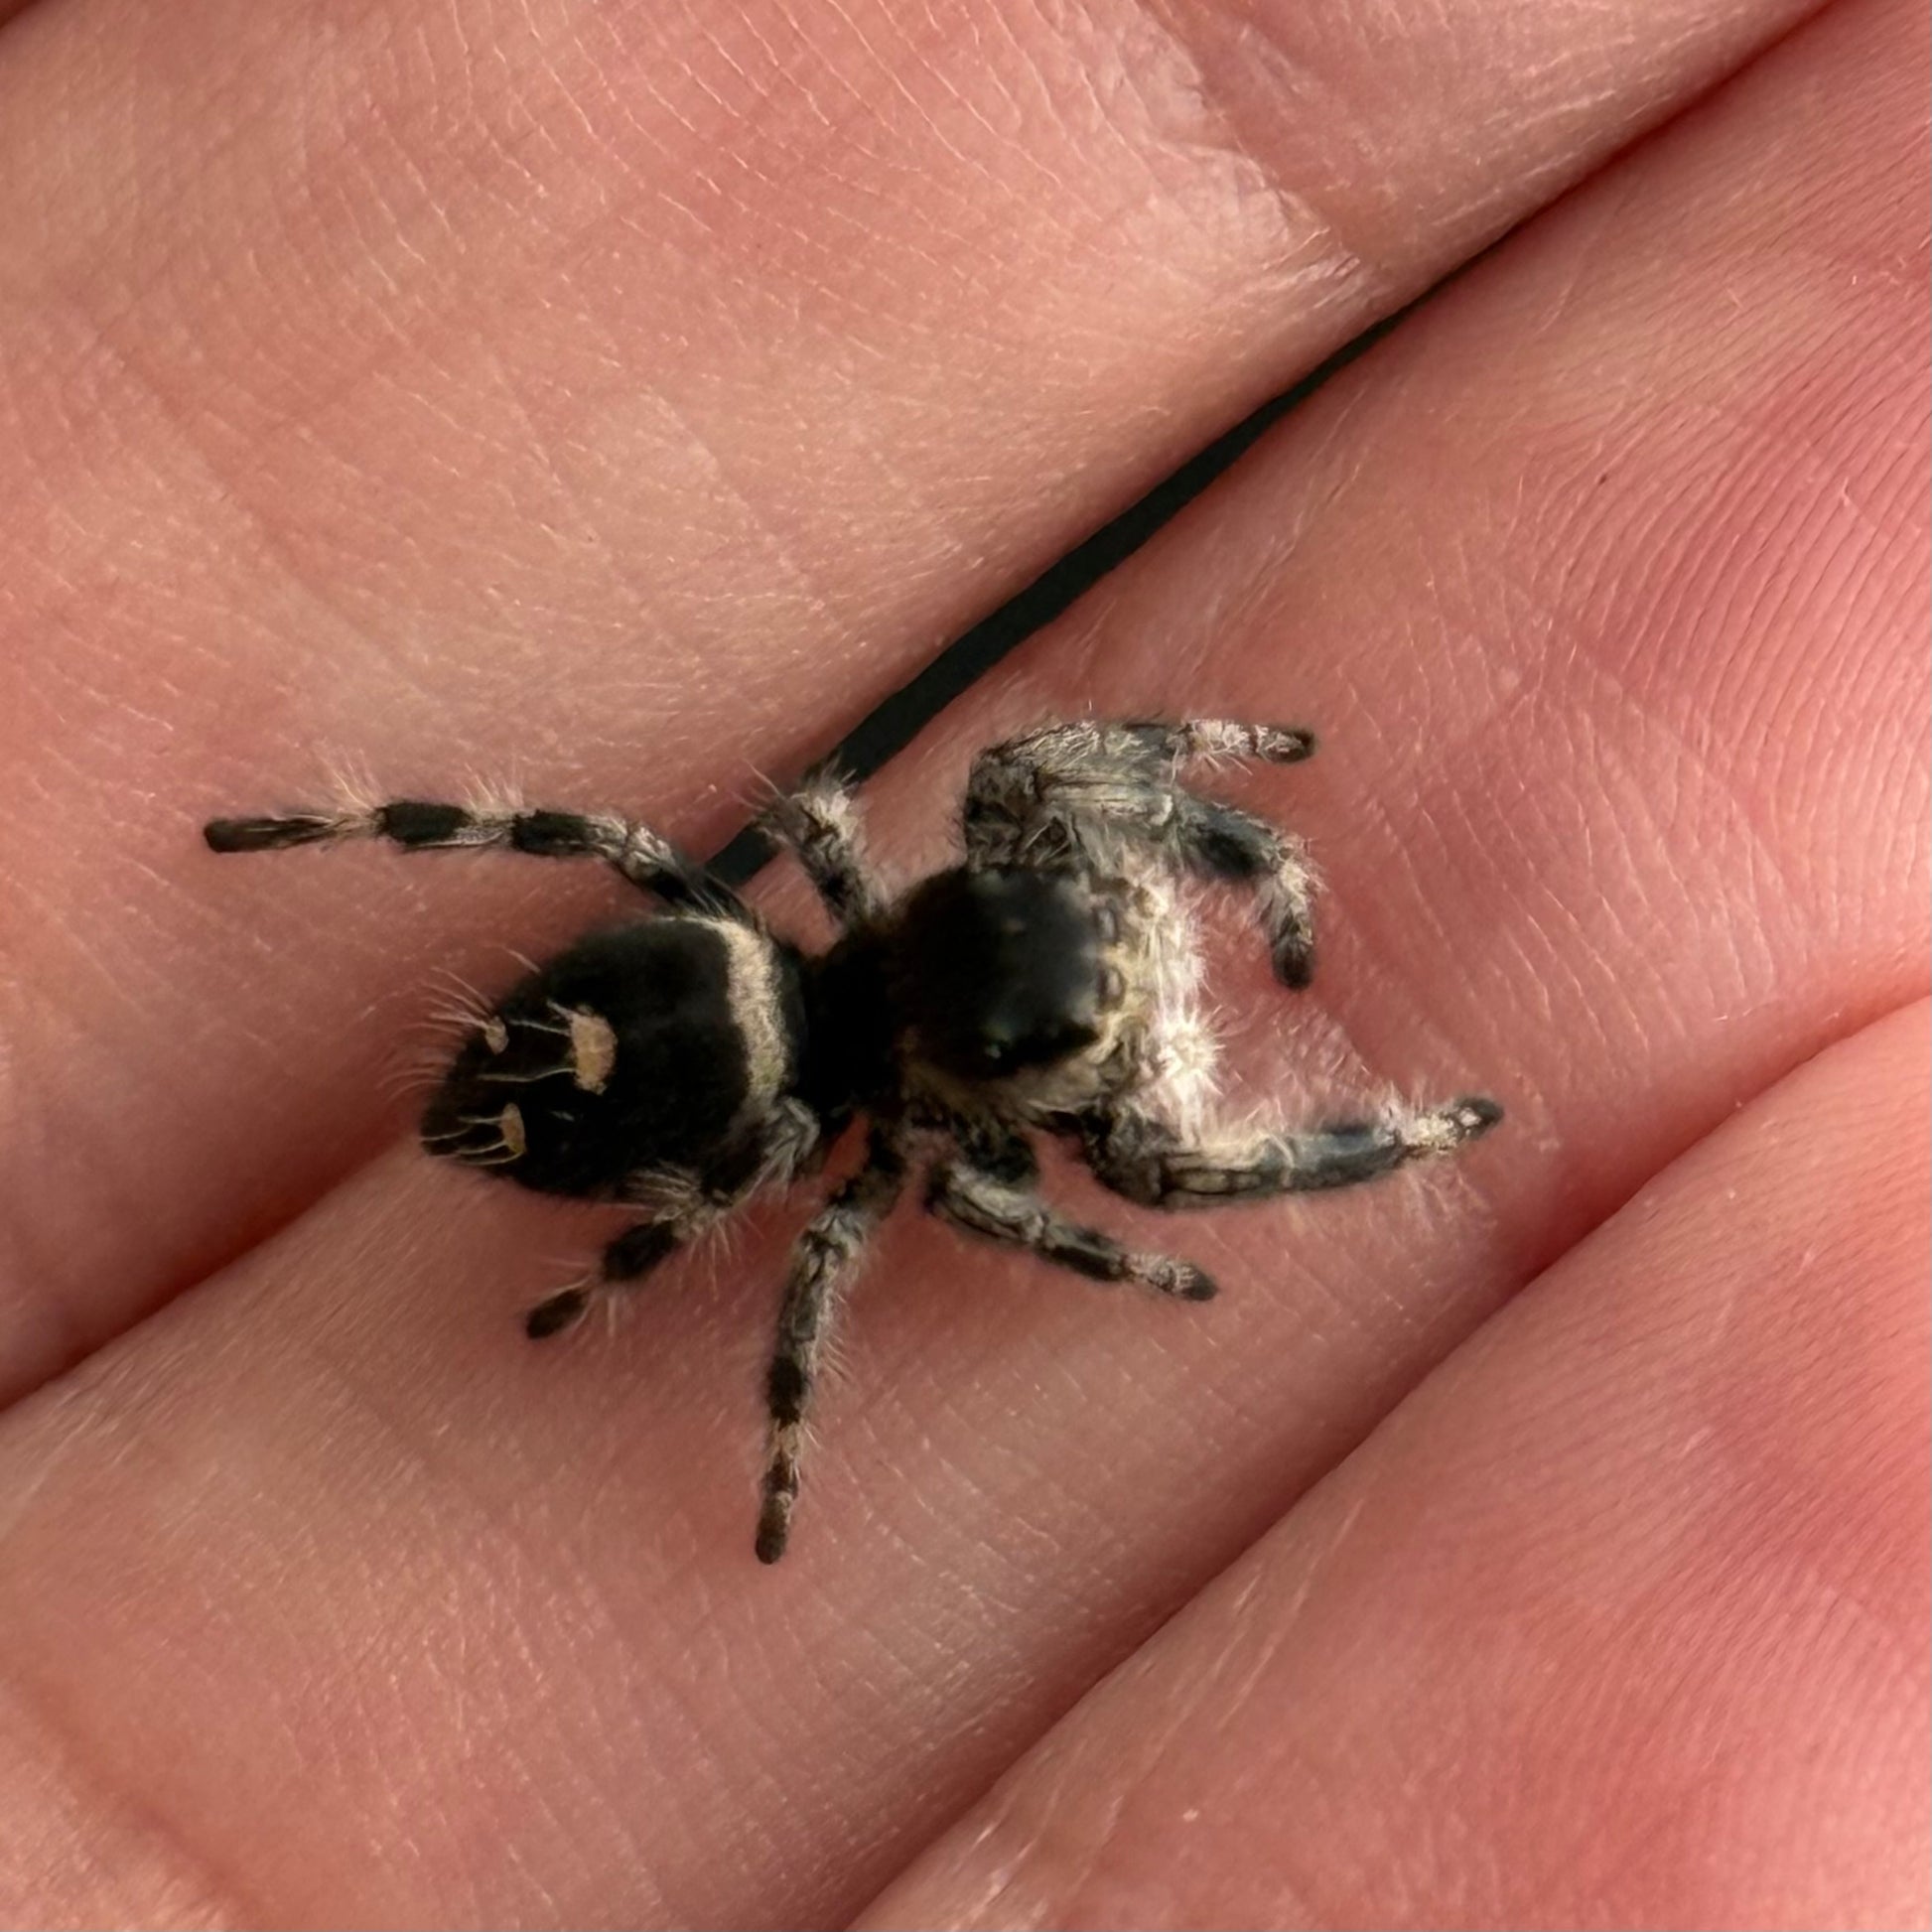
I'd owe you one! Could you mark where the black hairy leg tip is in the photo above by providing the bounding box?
[204,814,339,852]
[525,1284,592,1340]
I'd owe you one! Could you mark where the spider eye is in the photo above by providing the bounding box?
[1034,1020,1100,1062]
[972,1018,1094,1075]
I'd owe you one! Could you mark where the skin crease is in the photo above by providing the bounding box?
[0,2,1922,1932]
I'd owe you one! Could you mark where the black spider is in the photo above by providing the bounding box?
[207,718,1501,1562]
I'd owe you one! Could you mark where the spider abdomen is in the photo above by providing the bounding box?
[421,916,804,1198]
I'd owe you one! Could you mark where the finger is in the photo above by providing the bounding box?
[0,0,1829,1390]
[0,2,1922,1926]
[858,1004,1932,1932]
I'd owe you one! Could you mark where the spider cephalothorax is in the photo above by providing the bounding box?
[207,718,1501,1562]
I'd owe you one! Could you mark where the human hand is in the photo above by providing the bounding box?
[0,0,1923,1923]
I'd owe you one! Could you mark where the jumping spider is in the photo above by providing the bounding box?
[207,718,1501,1562]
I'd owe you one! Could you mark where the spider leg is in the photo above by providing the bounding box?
[964,726,1318,985]
[1156,719,1318,767]
[1077,1096,1503,1209]
[975,718,1313,790]
[206,798,739,914]
[1171,793,1317,989]
[522,1220,682,1339]
[963,717,1313,863]
[926,1161,1214,1300]
[908,1098,1040,1186]
[962,723,1316,977]
[757,767,886,927]
[756,1129,906,1564]
[524,1104,821,1341]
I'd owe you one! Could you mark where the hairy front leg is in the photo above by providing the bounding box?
[1080,1097,1503,1208]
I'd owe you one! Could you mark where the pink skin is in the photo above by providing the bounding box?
[0,0,1923,1926]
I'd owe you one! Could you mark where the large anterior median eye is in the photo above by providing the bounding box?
[976,1017,1098,1073]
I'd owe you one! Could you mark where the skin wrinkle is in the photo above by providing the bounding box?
[1323,396,1907,1043]
[0,1674,246,1931]
[611,381,856,654]
[466,346,638,604]
[1138,4,1382,302]
[946,1602,1306,1931]
[1693,458,1918,809]
[30,308,416,687]
[0,989,151,1379]
[1033,1509,1379,1923]
[10,1397,329,1900]
[550,329,919,655]
[241,1288,699,1920]
[858,0,1296,324]
[813,0,1082,225]
[1341,705,1639,1091]
[1566,650,1807,1015]
[635,11,957,254]
[1687,370,1916,556]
